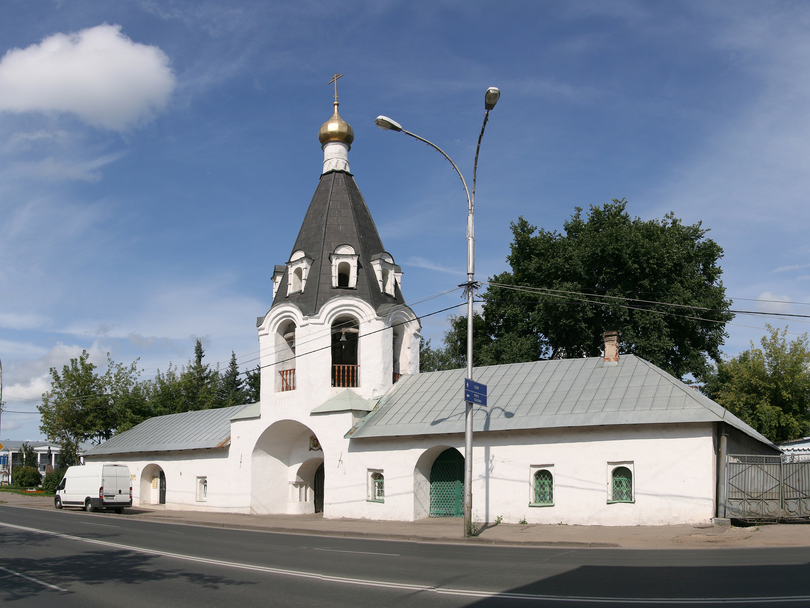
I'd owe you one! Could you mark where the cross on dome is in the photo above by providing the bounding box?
[319,73,354,149]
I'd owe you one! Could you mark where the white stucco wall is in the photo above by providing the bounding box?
[88,415,719,525]
[85,444,252,513]
[327,422,718,526]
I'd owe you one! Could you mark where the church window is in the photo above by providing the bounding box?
[275,321,296,392]
[330,245,358,289]
[286,250,313,296]
[368,470,384,503]
[608,463,634,503]
[337,261,351,287]
[530,466,554,507]
[392,330,402,383]
[332,317,359,387]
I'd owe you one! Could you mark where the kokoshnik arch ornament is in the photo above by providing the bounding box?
[375,86,500,536]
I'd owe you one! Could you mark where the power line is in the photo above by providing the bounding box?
[2,299,467,412]
[482,282,810,335]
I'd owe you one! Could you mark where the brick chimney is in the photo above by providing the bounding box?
[603,331,619,364]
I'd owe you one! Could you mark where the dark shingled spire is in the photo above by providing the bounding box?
[271,170,405,317]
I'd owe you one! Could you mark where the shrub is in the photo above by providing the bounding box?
[42,470,66,495]
[13,466,42,488]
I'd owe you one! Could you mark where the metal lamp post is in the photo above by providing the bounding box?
[375,87,499,536]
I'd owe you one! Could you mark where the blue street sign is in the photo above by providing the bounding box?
[464,378,487,406]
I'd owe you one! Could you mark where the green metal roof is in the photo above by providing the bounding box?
[310,389,378,414]
[347,355,775,449]
[84,403,252,456]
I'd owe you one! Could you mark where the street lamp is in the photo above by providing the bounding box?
[375,87,500,536]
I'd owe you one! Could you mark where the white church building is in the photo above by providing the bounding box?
[84,95,777,526]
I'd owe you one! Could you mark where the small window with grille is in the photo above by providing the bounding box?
[368,470,384,503]
[607,462,634,503]
[529,465,554,507]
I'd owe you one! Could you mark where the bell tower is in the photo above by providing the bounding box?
[257,79,420,408]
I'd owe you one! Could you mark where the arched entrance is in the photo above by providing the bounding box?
[430,448,464,518]
[252,420,324,515]
[140,464,166,506]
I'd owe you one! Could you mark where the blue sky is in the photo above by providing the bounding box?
[3,1,810,440]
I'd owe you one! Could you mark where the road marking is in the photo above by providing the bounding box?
[81,522,119,528]
[0,565,67,592]
[312,547,400,557]
[1,521,809,604]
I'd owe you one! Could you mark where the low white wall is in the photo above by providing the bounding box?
[87,420,718,526]
[327,422,717,526]
[86,446,252,514]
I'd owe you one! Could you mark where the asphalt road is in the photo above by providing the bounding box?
[2,505,810,607]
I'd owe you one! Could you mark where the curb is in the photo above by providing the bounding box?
[128,513,621,547]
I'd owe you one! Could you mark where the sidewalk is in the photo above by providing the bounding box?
[3,491,810,549]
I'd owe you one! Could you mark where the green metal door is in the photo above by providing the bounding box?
[430,448,464,518]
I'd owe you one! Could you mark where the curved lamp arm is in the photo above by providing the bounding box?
[375,116,474,275]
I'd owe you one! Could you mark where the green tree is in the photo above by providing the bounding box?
[12,466,41,488]
[441,201,732,379]
[218,351,246,407]
[180,339,218,410]
[39,351,103,459]
[20,441,36,468]
[42,469,66,495]
[419,337,449,372]
[143,363,185,417]
[38,350,147,452]
[701,326,810,443]
[244,365,261,404]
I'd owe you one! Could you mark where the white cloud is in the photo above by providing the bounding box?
[773,263,810,274]
[12,151,125,183]
[0,24,176,131]
[405,256,465,276]
[0,312,50,331]
[4,375,50,403]
[139,0,247,37]
[756,292,793,314]
[4,129,76,152]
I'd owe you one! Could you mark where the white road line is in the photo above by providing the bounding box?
[1,521,808,604]
[81,522,119,528]
[0,565,67,592]
[312,547,400,557]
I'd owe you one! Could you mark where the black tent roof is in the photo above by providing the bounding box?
[270,169,404,317]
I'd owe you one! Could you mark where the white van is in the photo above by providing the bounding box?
[54,464,132,513]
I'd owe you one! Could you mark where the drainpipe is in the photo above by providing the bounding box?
[717,422,728,518]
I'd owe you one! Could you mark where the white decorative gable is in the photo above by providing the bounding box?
[329,244,359,289]
[272,265,286,300]
[370,252,401,296]
[286,250,313,296]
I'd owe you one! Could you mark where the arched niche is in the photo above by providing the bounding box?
[251,420,324,514]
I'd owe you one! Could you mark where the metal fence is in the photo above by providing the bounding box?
[726,454,810,519]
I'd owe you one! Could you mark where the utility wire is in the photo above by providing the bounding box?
[2,299,467,412]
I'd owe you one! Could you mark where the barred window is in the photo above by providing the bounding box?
[611,466,633,502]
[368,470,384,503]
[533,469,553,505]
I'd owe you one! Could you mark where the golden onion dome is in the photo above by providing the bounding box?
[318,101,354,149]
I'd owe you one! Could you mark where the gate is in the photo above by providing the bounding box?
[430,448,464,518]
[314,463,324,514]
[726,455,810,519]
[159,471,166,505]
